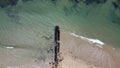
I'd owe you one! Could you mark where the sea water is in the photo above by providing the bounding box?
[0,0,120,61]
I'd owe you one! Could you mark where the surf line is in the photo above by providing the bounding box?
[54,26,60,68]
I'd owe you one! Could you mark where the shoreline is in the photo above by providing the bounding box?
[59,31,119,68]
[0,31,120,68]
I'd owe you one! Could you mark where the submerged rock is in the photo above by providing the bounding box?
[0,0,19,8]
[112,0,120,9]
[82,0,107,5]
[111,0,120,25]
[51,0,57,5]
[22,0,33,2]
[0,0,33,8]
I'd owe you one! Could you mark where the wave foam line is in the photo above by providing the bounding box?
[70,33,104,48]
[6,46,14,49]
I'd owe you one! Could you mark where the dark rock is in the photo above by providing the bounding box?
[42,35,53,40]
[51,0,57,5]
[70,0,79,3]
[112,0,120,9]
[112,2,119,9]
[0,0,19,8]
[10,0,18,6]
[69,0,79,8]
[5,8,21,24]
[22,0,33,2]
[83,0,107,5]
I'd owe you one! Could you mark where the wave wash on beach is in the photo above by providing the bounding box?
[59,31,120,68]
[1,30,120,68]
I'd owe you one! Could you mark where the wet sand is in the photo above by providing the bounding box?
[0,31,120,68]
[0,47,51,68]
[59,31,120,68]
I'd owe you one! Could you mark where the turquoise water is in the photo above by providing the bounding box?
[0,0,120,50]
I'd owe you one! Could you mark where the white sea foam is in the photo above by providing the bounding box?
[6,46,14,49]
[70,33,104,48]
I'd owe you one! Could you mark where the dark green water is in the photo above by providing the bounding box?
[0,0,120,49]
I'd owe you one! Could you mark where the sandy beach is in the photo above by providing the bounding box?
[0,31,120,68]
[58,31,120,68]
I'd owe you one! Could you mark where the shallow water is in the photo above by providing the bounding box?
[0,0,120,48]
[0,0,120,66]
